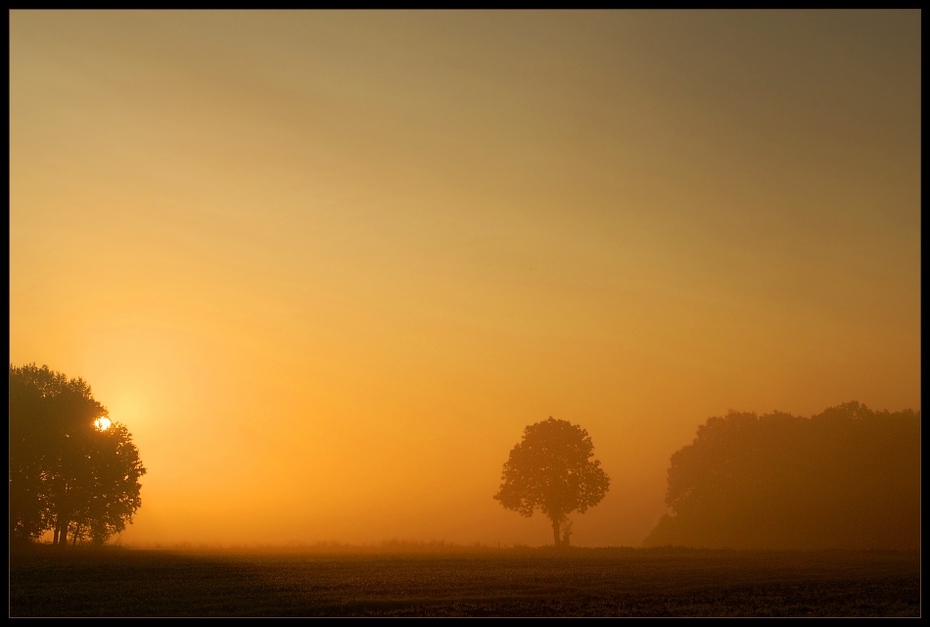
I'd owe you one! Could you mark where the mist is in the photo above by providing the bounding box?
[10,10,920,550]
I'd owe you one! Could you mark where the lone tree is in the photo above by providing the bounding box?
[494,417,610,547]
[10,363,146,547]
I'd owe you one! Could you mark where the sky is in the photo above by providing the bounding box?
[9,10,921,548]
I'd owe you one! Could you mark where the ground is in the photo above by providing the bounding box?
[9,545,920,617]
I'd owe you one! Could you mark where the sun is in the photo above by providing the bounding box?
[94,417,112,431]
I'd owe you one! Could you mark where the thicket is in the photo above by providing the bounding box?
[644,402,919,550]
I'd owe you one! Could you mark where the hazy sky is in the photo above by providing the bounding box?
[10,10,920,547]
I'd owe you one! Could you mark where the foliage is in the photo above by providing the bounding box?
[644,402,920,550]
[494,417,610,547]
[9,363,146,546]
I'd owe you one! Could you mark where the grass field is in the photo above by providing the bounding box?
[9,545,920,617]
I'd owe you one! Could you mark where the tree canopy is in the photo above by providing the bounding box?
[10,363,146,547]
[643,402,920,550]
[494,417,610,547]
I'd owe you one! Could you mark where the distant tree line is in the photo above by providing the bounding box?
[10,364,146,547]
[643,402,919,550]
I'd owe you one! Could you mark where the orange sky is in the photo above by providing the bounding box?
[10,10,921,547]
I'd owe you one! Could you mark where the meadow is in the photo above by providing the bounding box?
[9,545,919,617]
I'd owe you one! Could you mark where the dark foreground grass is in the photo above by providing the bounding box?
[9,545,919,617]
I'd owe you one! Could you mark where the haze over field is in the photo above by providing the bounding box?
[10,10,920,548]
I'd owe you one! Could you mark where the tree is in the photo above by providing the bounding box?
[9,364,146,547]
[643,402,920,550]
[494,417,610,547]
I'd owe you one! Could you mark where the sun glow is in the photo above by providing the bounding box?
[9,10,920,552]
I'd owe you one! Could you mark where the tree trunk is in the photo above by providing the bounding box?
[58,519,67,547]
[552,518,561,548]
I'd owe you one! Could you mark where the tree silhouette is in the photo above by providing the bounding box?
[494,417,610,547]
[643,402,920,550]
[10,364,146,547]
